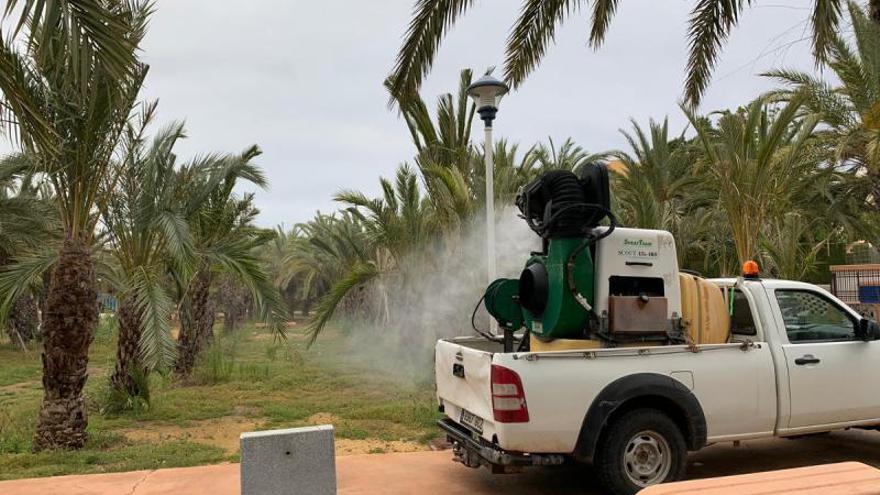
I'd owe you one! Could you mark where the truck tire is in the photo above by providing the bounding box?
[594,408,687,495]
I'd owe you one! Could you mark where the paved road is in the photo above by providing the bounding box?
[2,429,880,494]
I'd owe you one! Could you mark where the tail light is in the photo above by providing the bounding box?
[491,364,529,423]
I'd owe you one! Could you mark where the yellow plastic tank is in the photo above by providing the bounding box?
[678,273,730,344]
[530,334,604,352]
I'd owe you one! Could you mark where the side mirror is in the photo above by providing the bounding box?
[857,319,880,342]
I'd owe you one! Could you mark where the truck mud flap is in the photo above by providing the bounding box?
[438,418,565,472]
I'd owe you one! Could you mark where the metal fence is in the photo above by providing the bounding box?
[97,292,118,312]
[830,264,880,318]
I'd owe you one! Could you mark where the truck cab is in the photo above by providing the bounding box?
[720,277,880,433]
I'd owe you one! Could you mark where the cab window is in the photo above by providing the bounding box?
[731,289,757,336]
[774,290,856,343]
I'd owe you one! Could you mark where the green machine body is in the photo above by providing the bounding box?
[482,167,610,342]
[519,237,594,338]
[483,278,523,331]
[482,237,596,339]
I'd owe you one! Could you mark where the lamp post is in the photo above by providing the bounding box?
[467,75,509,294]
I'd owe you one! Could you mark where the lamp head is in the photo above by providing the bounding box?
[467,75,509,126]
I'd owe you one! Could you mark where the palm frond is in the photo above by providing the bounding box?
[154,210,195,268]
[0,249,57,327]
[305,261,380,345]
[388,0,474,101]
[129,266,176,371]
[0,153,35,182]
[0,39,55,151]
[684,0,751,107]
[504,0,571,89]
[3,0,154,81]
[589,0,620,47]
[204,235,289,337]
[812,0,845,65]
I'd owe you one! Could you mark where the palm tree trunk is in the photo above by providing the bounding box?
[174,303,196,376]
[218,276,246,333]
[0,252,18,347]
[302,296,311,318]
[40,271,51,326]
[32,237,97,451]
[174,266,214,377]
[222,310,234,333]
[8,294,39,349]
[0,249,39,348]
[110,295,144,397]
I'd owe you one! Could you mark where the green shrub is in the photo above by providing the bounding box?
[98,368,152,415]
[195,342,235,384]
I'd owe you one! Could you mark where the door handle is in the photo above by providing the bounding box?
[795,355,821,366]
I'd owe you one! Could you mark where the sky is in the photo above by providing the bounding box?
[7,1,825,227]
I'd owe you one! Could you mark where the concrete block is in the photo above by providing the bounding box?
[240,425,336,495]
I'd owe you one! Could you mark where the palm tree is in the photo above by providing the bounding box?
[389,0,868,107]
[387,68,478,231]
[0,155,58,348]
[388,68,474,176]
[611,118,714,267]
[529,137,603,173]
[305,165,435,341]
[609,107,871,277]
[99,104,197,398]
[0,1,150,450]
[766,1,880,207]
[276,213,370,319]
[684,96,821,264]
[261,228,299,317]
[614,119,696,229]
[761,212,829,280]
[215,274,252,332]
[173,151,286,378]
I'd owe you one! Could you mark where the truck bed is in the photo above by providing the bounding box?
[436,336,777,454]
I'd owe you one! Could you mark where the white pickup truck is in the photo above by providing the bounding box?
[436,274,880,495]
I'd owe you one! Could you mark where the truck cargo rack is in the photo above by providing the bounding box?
[511,341,759,361]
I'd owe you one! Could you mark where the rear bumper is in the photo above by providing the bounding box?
[438,418,565,471]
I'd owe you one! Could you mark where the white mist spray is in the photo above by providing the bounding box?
[336,207,540,381]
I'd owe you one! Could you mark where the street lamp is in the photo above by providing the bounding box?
[467,75,509,292]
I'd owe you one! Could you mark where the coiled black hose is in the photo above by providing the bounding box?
[519,170,607,238]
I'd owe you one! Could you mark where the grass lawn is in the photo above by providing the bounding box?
[0,318,443,481]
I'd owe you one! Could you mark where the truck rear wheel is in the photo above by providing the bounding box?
[595,408,687,495]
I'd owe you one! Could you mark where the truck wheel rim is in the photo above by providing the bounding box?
[623,430,671,487]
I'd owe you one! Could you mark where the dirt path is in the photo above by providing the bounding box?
[119,412,429,456]
[120,417,263,454]
[2,429,880,494]
[0,380,38,395]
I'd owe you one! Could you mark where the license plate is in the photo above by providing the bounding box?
[459,409,484,433]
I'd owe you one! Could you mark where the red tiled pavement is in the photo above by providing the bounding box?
[2,429,880,494]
